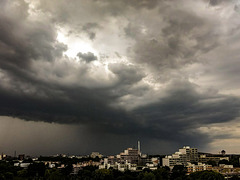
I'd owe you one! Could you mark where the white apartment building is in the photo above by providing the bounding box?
[162,146,198,167]
[99,161,137,172]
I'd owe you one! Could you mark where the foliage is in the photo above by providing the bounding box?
[27,162,46,177]
[141,172,155,180]
[45,169,65,180]
[230,175,240,180]
[61,163,73,176]
[93,169,114,180]
[218,159,229,165]
[0,161,22,179]
[17,169,27,177]
[206,160,217,166]
[153,167,170,180]
[171,165,187,180]
[188,170,224,180]
[0,161,227,180]
[229,156,240,167]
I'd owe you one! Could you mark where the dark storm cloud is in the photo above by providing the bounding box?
[77,52,98,62]
[209,0,224,6]
[128,9,219,77]
[35,0,160,27]
[1,0,240,154]
[129,80,240,142]
[0,0,67,76]
[115,0,159,9]
[98,0,160,15]
[108,64,145,86]
[81,22,100,40]
[0,83,130,124]
[235,4,240,13]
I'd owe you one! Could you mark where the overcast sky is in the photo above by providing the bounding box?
[1,0,240,156]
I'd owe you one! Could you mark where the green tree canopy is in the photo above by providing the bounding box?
[189,170,224,180]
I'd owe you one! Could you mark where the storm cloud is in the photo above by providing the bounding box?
[77,52,98,62]
[0,0,240,155]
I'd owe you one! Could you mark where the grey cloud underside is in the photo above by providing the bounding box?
[1,70,240,146]
[1,0,240,153]
[128,10,219,75]
[77,52,98,62]
[81,22,100,40]
[209,0,224,6]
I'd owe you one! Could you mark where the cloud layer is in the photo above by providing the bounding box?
[1,0,240,155]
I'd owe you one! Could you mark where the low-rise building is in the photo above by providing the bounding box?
[117,148,140,164]
[198,154,229,164]
[187,163,212,173]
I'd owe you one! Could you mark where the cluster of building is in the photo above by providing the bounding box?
[161,145,240,178]
[162,146,229,169]
[98,143,240,178]
[2,143,240,178]
[12,155,102,175]
[99,141,159,171]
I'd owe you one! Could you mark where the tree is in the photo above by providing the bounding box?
[4,172,13,180]
[188,170,224,180]
[78,169,94,179]
[142,172,155,180]
[218,159,229,165]
[229,156,240,167]
[0,174,4,180]
[27,162,46,177]
[46,169,65,180]
[93,169,114,180]
[17,169,28,177]
[112,169,123,179]
[171,165,187,180]
[153,167,170,180]
[206,160,217,166]
[61,163,73,176]
[230,175,240,180]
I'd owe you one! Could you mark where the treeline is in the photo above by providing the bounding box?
[0,161,72,180]
[77,166,225,180]
[77,165,238,180]
[0,161,237,180]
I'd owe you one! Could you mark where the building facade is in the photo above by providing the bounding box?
[162,146,198,167]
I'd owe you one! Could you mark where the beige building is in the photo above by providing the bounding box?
[117,148,140,164]
[198,154,229,164]
[162,146,198,167]
[187,162,212,173]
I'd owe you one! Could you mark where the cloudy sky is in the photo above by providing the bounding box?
[1,0,240,156]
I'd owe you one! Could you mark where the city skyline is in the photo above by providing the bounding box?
[0,143,234,158]
[1,0,240,156]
